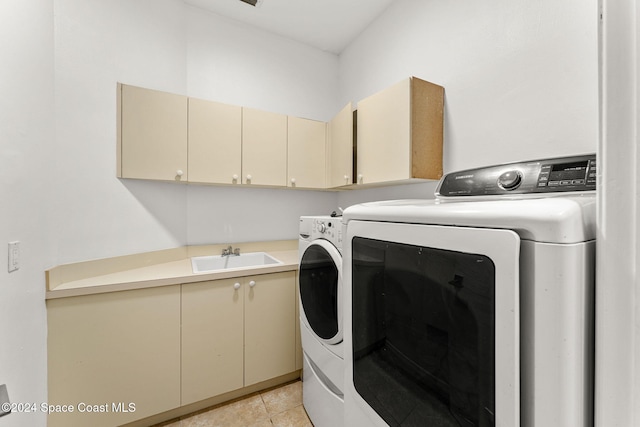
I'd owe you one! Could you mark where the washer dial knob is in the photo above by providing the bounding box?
[498,170,522,190]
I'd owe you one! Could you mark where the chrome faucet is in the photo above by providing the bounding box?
[222,246,240,257]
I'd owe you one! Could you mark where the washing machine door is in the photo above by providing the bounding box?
[299,238,342,345]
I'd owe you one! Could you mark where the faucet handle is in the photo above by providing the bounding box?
[234,248,240,256]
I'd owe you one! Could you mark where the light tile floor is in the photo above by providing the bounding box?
[154,381,313,427]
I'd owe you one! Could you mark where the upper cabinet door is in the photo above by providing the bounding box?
[242,107,287,186]
[119,84,188,181]
[287,116,326,189]
[356,77,444,185]
[327,103,353,188]
[188,98,242,185]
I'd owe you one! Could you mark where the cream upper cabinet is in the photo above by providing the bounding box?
[188,98,242,185]
[356,77,444,185]
[244,272,296,386]
[47,286,181,427]
[118,84,188,182]
[287,116,327,189]
[181,278,244,405]
[327,103,354,187]
[242,107,287,186]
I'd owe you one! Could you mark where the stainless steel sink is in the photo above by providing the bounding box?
[191,252,282,273]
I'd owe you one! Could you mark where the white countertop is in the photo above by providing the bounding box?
[46,241,299,300]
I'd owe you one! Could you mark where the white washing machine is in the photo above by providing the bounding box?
[299,215,344,427]
[342,154,597,427]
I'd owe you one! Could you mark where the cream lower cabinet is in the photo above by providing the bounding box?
[181,278,244,405]
[181,271,296,404]
[47,286,181,427]
[118,84,188,182]
[244,272,297,385]
[356,76,444,185]
[242,107,288,186]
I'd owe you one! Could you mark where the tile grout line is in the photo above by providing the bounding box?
[258,391,274,425]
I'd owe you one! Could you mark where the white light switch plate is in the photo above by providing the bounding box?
[8,242,19,272]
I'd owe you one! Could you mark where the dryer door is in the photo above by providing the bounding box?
[299,239,343,345]
[344,221,520,427]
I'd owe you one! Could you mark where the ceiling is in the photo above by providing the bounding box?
[183,0,397,54]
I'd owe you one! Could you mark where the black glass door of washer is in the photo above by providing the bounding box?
[299,243,339,341]
[352,237,496,427]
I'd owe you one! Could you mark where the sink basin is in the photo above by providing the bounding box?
[191,252,282,273]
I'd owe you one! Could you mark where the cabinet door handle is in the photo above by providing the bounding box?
[358,174,363,183]
[232,174,239,182]
[233,282,241,290]
[344,174,349,183]
[290,178,296,185]
[249,280,256,288]
[176,169,184,177]
[246,174,252,182]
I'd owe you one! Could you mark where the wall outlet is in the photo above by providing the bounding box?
[8,242,19,273]
[0,384,10,417]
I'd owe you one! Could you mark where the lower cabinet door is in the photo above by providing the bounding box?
[181,278,244,405]
[47,286,181,427]
[244,272,296,386]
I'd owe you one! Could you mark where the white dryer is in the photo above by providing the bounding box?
[342,154,597,427]
[299,215,344,427]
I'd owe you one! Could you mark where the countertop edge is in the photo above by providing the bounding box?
[46,243,299,300]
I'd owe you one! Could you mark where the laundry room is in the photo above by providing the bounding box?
[0,0,636,426]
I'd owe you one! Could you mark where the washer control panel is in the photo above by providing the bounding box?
[299,216,343,246]
[436,154,596,197]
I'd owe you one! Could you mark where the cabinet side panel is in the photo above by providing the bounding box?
[182,280,244,405]
[117,83,123,177]
[328,103,353,187]
[244,272,296,386]
[188,98,242,184]
[357,79,411,184]
[411,77,444,180]
[47,286,181,427]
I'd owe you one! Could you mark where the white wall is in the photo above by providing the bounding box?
[54,0,190,263]
[0,1,54,426]
[596,0,640,425]
[184,6,338,244]
[52,0,339,265]
[338,0,599,176]
[0,1,602,425]
[185,7,340,120]
[0,2,338,425]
